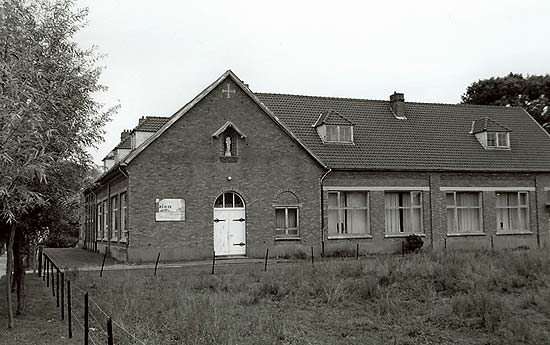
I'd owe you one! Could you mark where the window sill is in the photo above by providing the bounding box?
[496,231,533,236]
[275,237,301,242]
[119,238,128,243]
[110,238,119,243]
[384,233,425,238]
[327,234,372,240]
[447,232,485,237]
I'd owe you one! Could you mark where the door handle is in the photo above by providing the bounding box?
[233,218,245,222]
[233,242,246,247]
[213,218,225,223]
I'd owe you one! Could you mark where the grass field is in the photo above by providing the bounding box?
[65,249,550,345]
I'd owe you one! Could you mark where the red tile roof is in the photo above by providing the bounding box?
[257,93,550,171]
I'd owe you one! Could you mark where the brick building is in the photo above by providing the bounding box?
[81,70,550,262]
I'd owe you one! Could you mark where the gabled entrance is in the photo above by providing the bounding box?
[213,192,246,256]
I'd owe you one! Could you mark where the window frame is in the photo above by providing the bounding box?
[495,191,530,234]
[486,131,509,149]
[120,192,128,242]
[103,200,108,240]
[384,191,424,236]
[97,203,103,240]
[327,191,370,238]
[110,195,119,241]
[275,207,299,238]
[446,191,484,235]
[325,125,354,143]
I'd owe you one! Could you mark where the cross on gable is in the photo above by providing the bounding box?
[222,83,236,99]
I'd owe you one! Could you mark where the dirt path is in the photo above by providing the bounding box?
[0,273,80,345]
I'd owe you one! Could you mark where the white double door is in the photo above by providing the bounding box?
[213,208,246,256]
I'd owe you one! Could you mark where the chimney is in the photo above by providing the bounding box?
[120,129,131,141]
[138,116,146,125]
[390,92,406,119]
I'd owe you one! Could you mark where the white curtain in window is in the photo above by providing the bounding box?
[385,193,400,233]
[345,192,367,234]
[456,192,480,232]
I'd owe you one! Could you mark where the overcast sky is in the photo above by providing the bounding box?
[74,0,550,165]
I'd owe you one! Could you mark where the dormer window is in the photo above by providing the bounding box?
[487,132,509,148]
[313,110,355,144]
[471,117,511,150]
[326,125,353,143]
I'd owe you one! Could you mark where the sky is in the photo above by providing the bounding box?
[74,0,550,165]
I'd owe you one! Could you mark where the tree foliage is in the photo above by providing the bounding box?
[462,73,550,130]
[0,0,114,324]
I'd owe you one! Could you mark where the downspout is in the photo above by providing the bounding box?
[428,175,434,250]
[319,167,332,256]
[107,183,111,257]
[90,190,97,252]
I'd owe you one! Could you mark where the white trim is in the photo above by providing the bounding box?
[327,235,373,240]
[440,187,535,192]
[447,232,485,237]
[496,231,533,236]
[324,186,429,191]
[543,187,550,191]
[384,233,426,238]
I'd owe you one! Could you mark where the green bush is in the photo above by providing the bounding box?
[404,234,423,253]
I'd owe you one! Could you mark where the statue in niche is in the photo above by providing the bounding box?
[224,135,232,156]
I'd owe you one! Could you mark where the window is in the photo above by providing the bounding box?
[120,192,128,241]
[496,192,529,233]
[103,200,108,239]
[487,132,509,148]
[385,191,423,234]
[111,196,119,240]
[214,192,244,208]
[446,192,483,234]
[328,191,369,236]
[275,207,299,237]
[326,125,353,143]
[97,203,103,239]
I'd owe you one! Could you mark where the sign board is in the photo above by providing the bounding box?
[155,198,185,221]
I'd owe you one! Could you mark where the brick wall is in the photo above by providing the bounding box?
[323,171,550,255]
[125,79,324,262]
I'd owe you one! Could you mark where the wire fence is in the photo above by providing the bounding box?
[39,250,149,345]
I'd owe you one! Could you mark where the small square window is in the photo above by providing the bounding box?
[275,207,299,237]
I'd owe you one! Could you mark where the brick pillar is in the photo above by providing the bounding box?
[429,173,443,250]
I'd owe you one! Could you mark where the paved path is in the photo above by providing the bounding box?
[0,252,5,279]
[43,247,268,272]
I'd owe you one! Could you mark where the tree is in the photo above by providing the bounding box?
[0,0,114,327]
[462,73,550,130]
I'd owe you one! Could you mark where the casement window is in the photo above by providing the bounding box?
[446,192,483,234]
[486,132,509,148]
[111,196,119,240]
[275,207,299,237]
[328,191,369,236]
[385,191,423,234]
[97,203,103,239]
[120,192,128,241]
[326,125,353,143]
[103,200,108,239]
[496,192,529,233]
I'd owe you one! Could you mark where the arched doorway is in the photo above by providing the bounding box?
[213,192,246,256]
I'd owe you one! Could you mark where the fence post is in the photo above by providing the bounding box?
[211,251,216,275]
[67,280,72,338]
[401,242,405,258]
[38,248,42,277]
[356,243,359,260]
[154,252,160,276]
[42,254,46,281]
[264,248,269,271]
[100,247,108,277]
[491,235,494,251]
[107,317,114,345]
[311,246,314,267]
[51,263,55,297]
[46,258,49,286]
[56,269,59,307]
[84,292,89,345]
[61,272,64,320]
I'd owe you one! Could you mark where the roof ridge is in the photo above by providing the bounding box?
[256,92,525,110]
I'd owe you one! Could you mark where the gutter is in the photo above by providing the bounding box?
[319,167,332,256]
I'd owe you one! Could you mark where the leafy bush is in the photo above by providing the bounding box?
[404,234,423,253]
